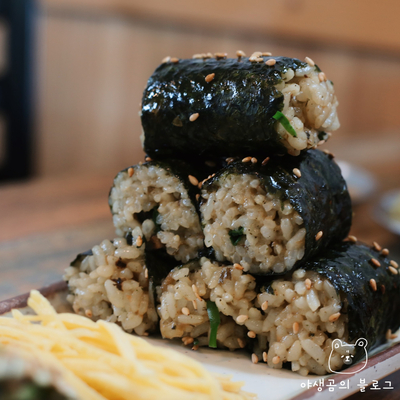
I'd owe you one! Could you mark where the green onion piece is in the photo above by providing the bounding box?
[229,227,245,246]
[193,339,199,346]
[206,300,220,348]
[152,207,161,233]
[273,111,297,137]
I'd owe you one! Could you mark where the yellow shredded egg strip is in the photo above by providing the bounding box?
[0,290,255,400]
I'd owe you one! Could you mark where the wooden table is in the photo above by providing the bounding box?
[1,141,400,399]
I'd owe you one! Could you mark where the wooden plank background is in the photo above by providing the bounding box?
[32,0,400,177]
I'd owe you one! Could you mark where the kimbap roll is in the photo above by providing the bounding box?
[200,149,352,274]
[109,160,204,263]
[141,54,339,159]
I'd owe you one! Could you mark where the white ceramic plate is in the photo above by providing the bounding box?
[1,282,400,400]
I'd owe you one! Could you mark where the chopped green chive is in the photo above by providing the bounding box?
[206,300,220,348]
[273,111,297,137]
[229,227,245,246]
[193,339,199,346]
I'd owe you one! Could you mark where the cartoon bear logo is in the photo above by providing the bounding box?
[328,338,368,374]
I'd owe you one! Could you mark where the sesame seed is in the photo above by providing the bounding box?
[381,284,386,294]
[162,56,171,63]
[318,140,326,146]
[170,57,179,63]
[248,331,256,339]
[305,278,312,290]
[265,59,276,66]
[371,258,381,268]
[85,309,92,318]
[293,168,301,178]
[305,57,315,66]
[347,235,357,243]
[236,50,246,58]
[196,194,200,202]
[315,231,323,241]
[128,167,134,177]
[182,336,194,345]
[381,248,389,256]
[329,312,341,322]
[192,284,202,301]
[251,353,259,364]
[205,73,215,83]
[242,156,252,163]
[262,52,272,56]
[318,72,327,82]
[192,54,203,59]
[293,322,299,334]
[237,315,249,324]
[192,345,199,351]
[370,278,377,292]
[261,301,268,311]
[262,352,268,362]
[144,268,148,279]
[234,263,244,270]
[181,307,190,316]
[214,52,227,60]
[237,338,246,348]
[189,113,199,122]
[262,157,270,166]
[251,157,258,164]
[192,300,197,310]
[390,260,399,268]
[373,241,382,251]
[389,266,398,275]
[188,175,199,186]
[198,181,203,189]
[272,356,280,364]
[226,157,235,164]
[136,236,143,247]
[145,156,152,162]
[386,329,397,340]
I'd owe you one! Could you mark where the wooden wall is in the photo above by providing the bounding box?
[34,0,400,177]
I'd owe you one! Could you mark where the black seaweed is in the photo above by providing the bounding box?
[201,150,352,275]
[141,56,308,159]
[69,249,93,268]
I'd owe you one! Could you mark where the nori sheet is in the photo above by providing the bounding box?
[200,149,352,274]
[141,56,313,159]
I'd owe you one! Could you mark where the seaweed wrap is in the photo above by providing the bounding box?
[141,54,339,159]
[109,159,204,263]
[200,149,351,274]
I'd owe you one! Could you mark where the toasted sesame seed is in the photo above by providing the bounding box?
[386,329,397,340]
[347,235,357,243]
[305,57,315,66]
[192,284,203,301]
[136,236,143,247]
[272,356,280,364]
[234,263,244,270]
[265,58,276,66]
[182,336,194,345]
[192,300,197,310]
[318,140,326,146]
[215,52,227,60]
[261,301,268,311]
[162,56,171,63]
[236,50,246,58]
[251,353,259,364]
[237,315,249,324]
[305,278,312,290]
[381,248,389,256]
[370,278,377,291]
[251,157,258,164]
[262,352,268,362]
[242,156,252,163]
[371,258,381,268]
[170,57,179,63]
[128,167,134,177]
[389,266,398,275]
[144,268,148,279]
[85,309,92,317]
[248,331,256,339]
[181,307,190,316]
[262,52,272,56]
[262,157,270,166]
[373,241,382,251]
[293,322,299,334]
[189,113,199,122]
[315,231,323,241]
[329,312,341,322]
[192,54,203,59]
[237,338,246,348]
[188,175,199,186]
[226,157,235,164]
[196,194,200,202]
[198,181,203,189]
[205,73,215,83]
[390,260,399,268]
[145,156,152,162]
[293,168,301,178]
[318,72,327,82]
[381,284,386,294]
[192,345,199,351]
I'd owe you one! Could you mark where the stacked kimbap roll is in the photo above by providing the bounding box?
[64,51,400,376]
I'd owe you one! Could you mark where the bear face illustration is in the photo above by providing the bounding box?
[328,338,368,374]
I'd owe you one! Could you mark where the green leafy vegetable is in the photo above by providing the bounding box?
[229,227,245,246]
[273,111,297,137]
[206,301,220,348]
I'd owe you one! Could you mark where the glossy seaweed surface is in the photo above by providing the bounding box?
[141,56,308,159]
